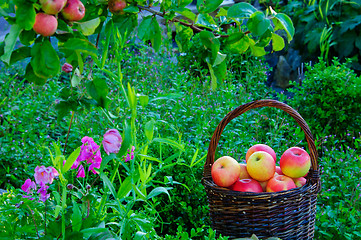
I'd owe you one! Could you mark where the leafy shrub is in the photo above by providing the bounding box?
[315,137,361,239]
[287,58,361,138]
[283,0,361,69]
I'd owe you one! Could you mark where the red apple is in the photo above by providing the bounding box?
[108,0,127,14]
[33,13,58,37]
[293,177,307,187]
[266,175,296,192]
[275,165,283,175]
[211,156,240,188]
[61,0,85,21]
[280,147,311,178]
[230,179,263,193]
[239,163,251,179]
[40,0,67,14]
[246,144,277,163]
[247,151,275,182]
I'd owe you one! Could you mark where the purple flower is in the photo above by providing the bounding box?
[102,129,122,155]
[37,183,50,202]
[77,137,101,164]
[21,179,37,194]
[73,136,102,175]
[34,166,57,185]
[124,146,135,162]
[62,63,73,73]
[76,164,85,178]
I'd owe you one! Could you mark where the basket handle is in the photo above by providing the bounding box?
[203,99,319,180]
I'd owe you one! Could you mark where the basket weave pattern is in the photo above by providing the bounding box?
[202,100,321,239]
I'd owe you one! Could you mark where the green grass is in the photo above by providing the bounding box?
[0,42,360,239]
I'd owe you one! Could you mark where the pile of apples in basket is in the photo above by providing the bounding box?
[212,144,311,192]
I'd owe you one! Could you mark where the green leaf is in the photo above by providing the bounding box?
[207,62,217,91]
[199,30,219,49]
[197,0,223,14]
[153,138,184,151]
[81,227,108,236]
[144,119,155,142]
[356,34,361,51]
[123,5,139,13]
[214,59,227,83]
[137,94,149,107]
[100,173,117,200]
[178,0,193,7]
[138,16,162,52]
[24,62,47,85]
[213,52,226,67]
[63,147,81,174]
[127,83,137,111]
[71,199,82,232]
[216,7,228,17]
[175,23,193,52]
[14,0,36,31]
[256,29,272,47]
[174,7,196,21]
[272,33,285,51]
[30,41,60,79]
[54,205,62,219]
[150,17,162,52]
[250,44,267,57]
[273,13,294,42]
[117,175,133,199]
[78,18,101,36]
[19,29,36,46]
[199,30,220,65]
[196,13,217,30]
[112,13,138,36]
[9,46,31,65]
[147,187,171,201]
[87,76,110,109]
[71,68,82,87]
[227,2,257,19]
[247,11,271,37]
[138,16,152,41]
[60,38,98,60]
[225,32,250,54]
[0,24,22,65]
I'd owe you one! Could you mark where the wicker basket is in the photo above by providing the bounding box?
[202,99,321,239]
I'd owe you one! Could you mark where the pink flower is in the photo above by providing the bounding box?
[76,165,85,178]
[34,166,57,185]
[102,129,122,155]
[37,183,50,202]
[77,137,101,164]
[124,146,135,162]
[21,179,37,194]
[73,136,102,176]
[62,63,73,73]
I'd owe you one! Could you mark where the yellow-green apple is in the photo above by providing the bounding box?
[40,0,67,14]
[108,0,126,14]
[247,151,275,182]
[275,165,283,175]
[280,147,311,178]
[211,156,240,188]
[230,179,263,193]
[246,144,276,163]
[61,0,85,21]
[266,175,296,192]
[239,163,251,179]
[258,180,268,192]
[33,13,58,37]
[293,177,307,187]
